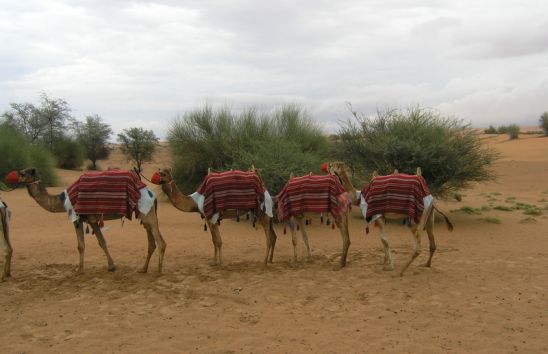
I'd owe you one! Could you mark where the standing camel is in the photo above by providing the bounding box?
[276,173,352,267]
[151,167,277,265]
[0,199,12,281]
[7,168,166,274]
[322,161,453,275]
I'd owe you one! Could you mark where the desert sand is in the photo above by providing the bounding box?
[1,134,547,353]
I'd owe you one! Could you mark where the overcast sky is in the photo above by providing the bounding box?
[1,0,547,139]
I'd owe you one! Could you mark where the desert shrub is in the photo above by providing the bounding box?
[334,106,499,198]
[484,125,497,134]
[0,125,58,186]
[479,217,501,224]
[506,124,520,139]
[540,112,548,135]
[497,125,508,134]
[168,104,328,194]
[52,135,84,169]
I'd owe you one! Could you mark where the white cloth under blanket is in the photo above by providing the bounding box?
[190,190,274,224]
[62,187,157,223]
[360,194,434,223]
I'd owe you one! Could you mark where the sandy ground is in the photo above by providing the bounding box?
[1,135,547,353]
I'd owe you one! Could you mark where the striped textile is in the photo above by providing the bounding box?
[360,174,430,223]
[276,174,348,222]
[196,170,266,221]
[67,170,146,219]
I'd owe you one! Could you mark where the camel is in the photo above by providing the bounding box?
[11,168,166,274]
[276,172,351,267]
[152,167,277,266]
[0,199,12,281]
[323,161,453,275]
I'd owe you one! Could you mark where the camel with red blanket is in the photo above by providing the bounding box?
[276,173,352,267]
[6,168,166,274]
[151,167,277,266]
[0,199,12,281]
[322,162,453,275]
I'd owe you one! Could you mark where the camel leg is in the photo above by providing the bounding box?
[138,227,156,273]
[74,222,86,274]
[209,222,222,265]
[90,223,116,272]
[289,217,299,264]
[141,210,166,273]
[335,212,351,267]
[260,216,272,266]
[298,217,312,260]
[268,220,277,263]
[1,210,12,280]
[423,213,436,267]
[399,224,422,276]
[378,219,394,270]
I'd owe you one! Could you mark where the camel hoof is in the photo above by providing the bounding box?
[383,264,394,271]
[108,265,117,272]
[137,267,148,273]
[421,262,432,268]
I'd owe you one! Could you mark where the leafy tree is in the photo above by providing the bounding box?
[1,93,73,150]
[38,93,73,150]
[1,102,44,143]
[117,127,159,173]
[334,106,499,198]
[484,125,497,134]
[74,115,113,170]
[168,104,328,194]
[52,135,84,169]
[540,112,548,135]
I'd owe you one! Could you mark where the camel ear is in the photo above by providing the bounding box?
[416,167,422,176]
[250,164,255,172]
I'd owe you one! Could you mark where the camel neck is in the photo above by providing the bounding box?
[161,180,200,213]
[26,181,66,213]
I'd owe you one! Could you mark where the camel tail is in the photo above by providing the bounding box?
[434,205,454,232]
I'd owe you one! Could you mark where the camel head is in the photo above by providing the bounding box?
[5,168,39,185]
[150,168,173,185]
[320,161,350,181]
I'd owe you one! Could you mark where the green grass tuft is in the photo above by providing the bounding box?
[479,217,501,224]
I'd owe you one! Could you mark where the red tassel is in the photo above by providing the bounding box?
[366,226,369,234]
[331,223,335,230]
[283,226,287,235]
[297,225,300,231]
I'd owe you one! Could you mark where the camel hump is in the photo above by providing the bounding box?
[393,169,399,174]
[207,167,212,175]
[416,167,422,176]
[372,171,378,179]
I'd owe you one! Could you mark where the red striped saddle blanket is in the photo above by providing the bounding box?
[276,174,348,222]
[67,170,146,219]
[360,174,431,223]
[196,170,266,221]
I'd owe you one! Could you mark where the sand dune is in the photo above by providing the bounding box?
[1,134,547,353]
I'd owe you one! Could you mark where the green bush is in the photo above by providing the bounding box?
[497,125,508,134]
[540,112,548,135]
[0,125,59,186]
[506,124,520,139]
[484,125,497,134]
[52,135,84,169]
[334,106,499,198]
[168,104,328,194]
